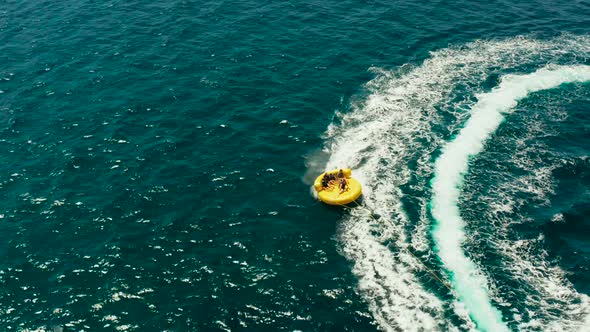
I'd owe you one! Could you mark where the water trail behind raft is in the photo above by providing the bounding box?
[320,35,590,331]
[431,65,590,332]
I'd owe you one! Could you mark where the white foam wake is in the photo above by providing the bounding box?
[324,61,465,331]
[431,65,590,331]
[321,35,590,331]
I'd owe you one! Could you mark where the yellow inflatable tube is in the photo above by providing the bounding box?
[314,168,362,205]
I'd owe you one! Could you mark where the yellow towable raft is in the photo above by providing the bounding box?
[314,168,362,205]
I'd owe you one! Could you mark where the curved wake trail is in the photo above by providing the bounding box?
[322,35,590,331]
[431,65,590,331]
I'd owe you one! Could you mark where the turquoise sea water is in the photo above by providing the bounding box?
[1,0,590,331]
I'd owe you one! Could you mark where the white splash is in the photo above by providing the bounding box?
[431,65,590,331]
[321,35,590,331]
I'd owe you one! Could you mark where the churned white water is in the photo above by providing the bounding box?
[431,65,590,332]
[322,35,590,331]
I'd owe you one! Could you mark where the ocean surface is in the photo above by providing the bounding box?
[1,0,590,331]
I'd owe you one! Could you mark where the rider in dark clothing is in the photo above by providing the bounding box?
[321,174,329,188]
[339,178,347,193]
[322,171,345,189]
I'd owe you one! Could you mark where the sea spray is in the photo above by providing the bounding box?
[431,65,590,331]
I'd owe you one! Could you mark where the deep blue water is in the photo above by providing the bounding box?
[1,0,589,331]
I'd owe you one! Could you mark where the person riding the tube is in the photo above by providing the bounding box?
[322,170,348,190]
[339,178,347,193]
[321,174,330,188]
[337,169,348,192]
[322,173,334,188]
